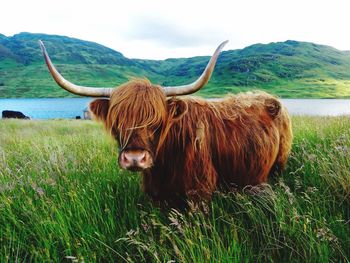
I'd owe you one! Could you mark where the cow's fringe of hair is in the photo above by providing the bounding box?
[105,79,167,149]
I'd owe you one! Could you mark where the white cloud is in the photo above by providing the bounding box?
[1,0,350,59]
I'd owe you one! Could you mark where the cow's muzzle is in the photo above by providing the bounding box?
[119,149,153,171]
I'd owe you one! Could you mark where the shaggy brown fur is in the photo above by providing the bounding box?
[90,79,293,206]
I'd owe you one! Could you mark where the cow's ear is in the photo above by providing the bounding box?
[89,99,110,122]
[167,98,188,121]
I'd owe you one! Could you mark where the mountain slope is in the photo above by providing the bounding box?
[1,32,350,98]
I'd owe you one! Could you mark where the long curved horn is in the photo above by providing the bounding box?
[162,40,228,96]
[39,40,114,97]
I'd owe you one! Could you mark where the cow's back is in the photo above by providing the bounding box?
[209,92,289,187]
[208,92,292,187]
[143,92,292,203]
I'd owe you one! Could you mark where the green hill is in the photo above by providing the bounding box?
[1,32,350,98]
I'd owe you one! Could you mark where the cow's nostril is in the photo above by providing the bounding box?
[139,153,147,164]
[122,153,129,164]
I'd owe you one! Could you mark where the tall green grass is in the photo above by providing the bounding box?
[0,117,349,262]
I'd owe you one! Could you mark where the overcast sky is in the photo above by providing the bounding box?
[1,0,350,59]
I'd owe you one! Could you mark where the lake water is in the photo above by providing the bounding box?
[0,98,92,119]
[0,98,349,119]
[281,99,350,116]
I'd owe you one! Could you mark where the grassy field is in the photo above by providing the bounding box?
[0,117,349,262]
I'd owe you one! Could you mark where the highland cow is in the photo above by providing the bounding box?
[39,40,293,206]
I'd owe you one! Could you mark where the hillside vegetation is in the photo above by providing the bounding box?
[1,33,350,98]
[0,117,349,261]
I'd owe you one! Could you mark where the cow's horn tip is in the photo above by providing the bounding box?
[220,40,229,48]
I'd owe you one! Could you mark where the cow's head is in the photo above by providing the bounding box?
[39,40,228,171]
[89,80,167,171]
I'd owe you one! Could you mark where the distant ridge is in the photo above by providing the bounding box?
[1,32,350,98]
